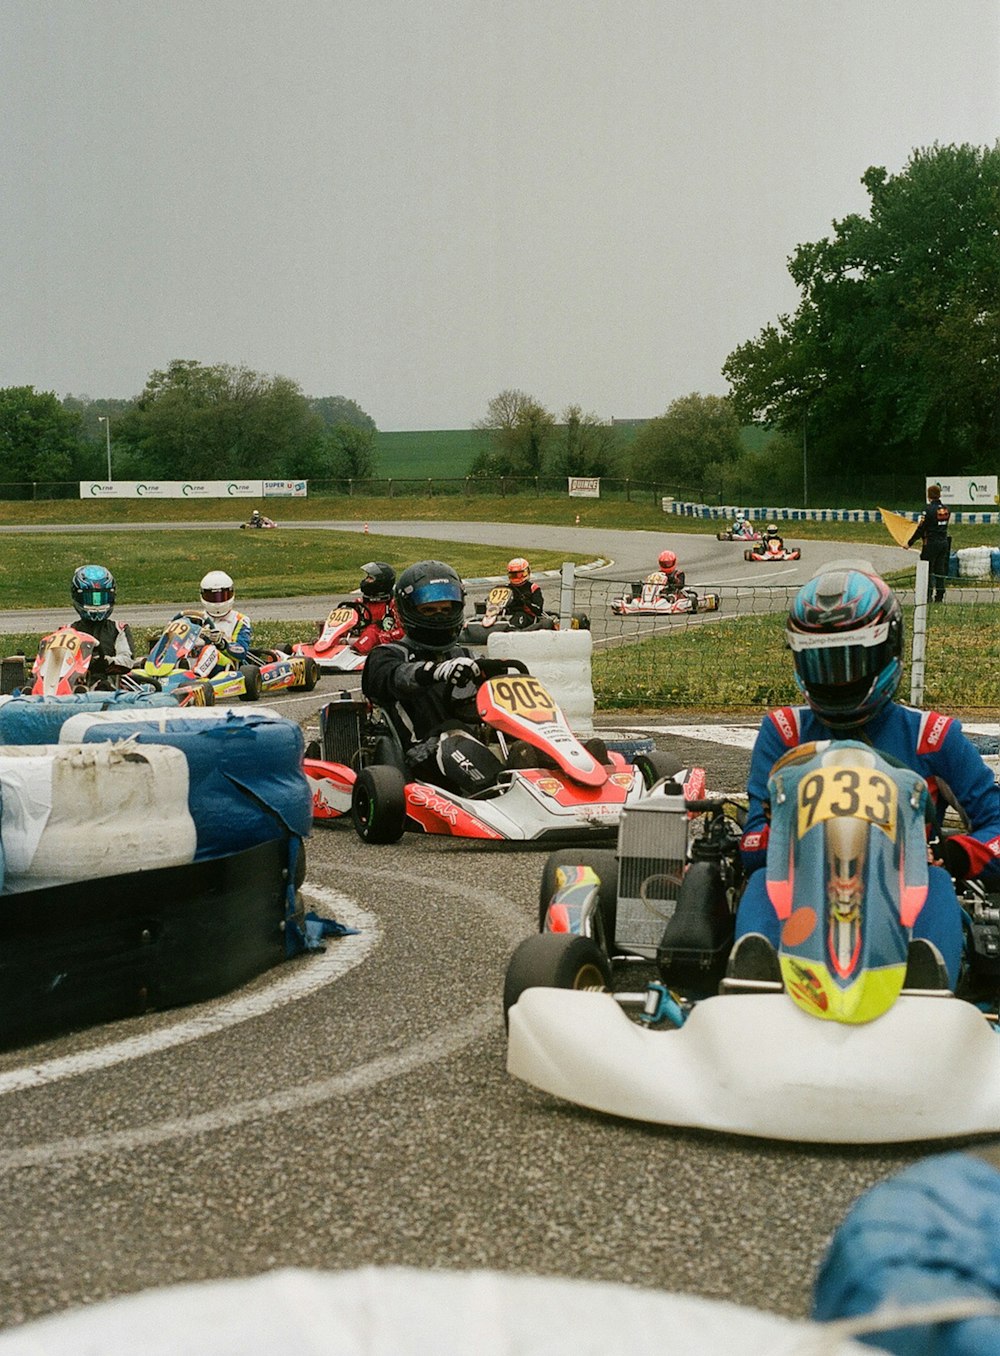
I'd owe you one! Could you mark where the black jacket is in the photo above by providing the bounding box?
[363,639,478,749]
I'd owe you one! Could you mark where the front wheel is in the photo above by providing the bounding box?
[352,765,407,844]
[503,934,612,1027]
[634,750,684,790]
[300,656,320,691]
[238,664,263,701]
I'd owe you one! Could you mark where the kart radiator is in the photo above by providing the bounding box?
[615,798,689,959]
[319,695,368,767]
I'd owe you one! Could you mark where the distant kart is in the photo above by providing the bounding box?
[240,514,277,529]
[716,524,763,542]
[288,601,404,673]
[743,540,801,562]
[611,576,720,616]
[460,586,589,644]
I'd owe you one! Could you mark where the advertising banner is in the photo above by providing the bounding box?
[263,480,308,497]
[928,476,998,505]
[568,477,600,498]
[80,481,266,498]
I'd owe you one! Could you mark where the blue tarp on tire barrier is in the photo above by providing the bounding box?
[69,712,312,860]
[0,690,184,746]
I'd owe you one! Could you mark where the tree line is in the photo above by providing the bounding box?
[3,141,995,500]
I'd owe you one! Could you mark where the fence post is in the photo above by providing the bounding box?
[910,561,929,706]
[559,561,575,628]
[500,478,506,498]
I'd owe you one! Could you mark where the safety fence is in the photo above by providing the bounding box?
[555,568,1000,716]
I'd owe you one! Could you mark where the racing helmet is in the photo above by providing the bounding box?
[360,561,395,601]
[507,557,530,586]
[71,564,116,622]
[250,509,261,521]
[766,523,779,537]
[395,560,466,651]
[658,549,678,573]
[786,569,903,730]
[200,569,235,619]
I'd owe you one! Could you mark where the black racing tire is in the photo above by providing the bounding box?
[716,531,732,541]
[538,847,619,943]
[300,656,321,691]
[634,750,684,790]
[352,764,407,844]
[196,681,217,706]
[503,934,612,1027]
[238,664,263,701]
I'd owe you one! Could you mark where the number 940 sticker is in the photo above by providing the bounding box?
[797,766,898,839]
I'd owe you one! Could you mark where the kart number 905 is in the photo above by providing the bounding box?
[797,766,898,839]
[490,675,556,720]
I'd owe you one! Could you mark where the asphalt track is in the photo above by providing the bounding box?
[0,521,962,1335]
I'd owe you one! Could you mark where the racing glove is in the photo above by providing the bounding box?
[935,835,972,880]
[415,657,481,686]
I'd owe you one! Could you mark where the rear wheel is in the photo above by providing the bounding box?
[538,847,619,943]
[503,934,612,1027]
[238,664,262,701]
[633,750,684,790]
[301,657,320,691]
[352,765,407,844]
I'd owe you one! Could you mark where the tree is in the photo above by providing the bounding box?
[327,423,377,480]
[309,396,377,433]
[470,389,556,476]
[114,359,326,478]
[630,393,742,492]
[723,142,1000,478]
[0,386,83,483]
[549,405,621,478]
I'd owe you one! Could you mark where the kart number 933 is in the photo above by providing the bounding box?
[796,767,898,839]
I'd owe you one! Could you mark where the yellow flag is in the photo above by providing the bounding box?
[878,507,915,549]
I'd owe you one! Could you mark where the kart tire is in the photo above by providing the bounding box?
[538,847,619,941]
[301,657,321,692]
[634,750,684,790]
[352,764,407,844]
[716,531,732,541]
[572,612,591,630]
[703,593,721,612]
[238,664,263,701]
[503,934,612,1028]
[196,681,216,706]
[743,549,754,561]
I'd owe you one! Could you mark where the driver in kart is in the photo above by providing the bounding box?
[763,523,785,552]
[362,560,504,795]
[336,561,405,655]
[629,549,686,600]
[503,557,545,627]
[173,570,253,673]
[730,566,1000,990]
[69,564,135,677]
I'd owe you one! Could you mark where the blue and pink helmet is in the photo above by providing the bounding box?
[786,568,903,729]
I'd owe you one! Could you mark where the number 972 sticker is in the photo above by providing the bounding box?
[796,765,898,840]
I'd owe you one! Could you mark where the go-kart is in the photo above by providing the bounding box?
[4,625,180,700]
[240,513,277,528]
[303,660,684,842]
[132,614,320,703]
[743,539,801,562]
[459,587,590,645]
[287,601,403,673]
[505,740,1000,1143]
[610,575,721,616]
[716,522,763,542]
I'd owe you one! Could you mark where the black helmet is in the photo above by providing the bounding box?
[394,560,466,651]
[360,561,395,601]
[71,564,116,621]
[786,568,903,729]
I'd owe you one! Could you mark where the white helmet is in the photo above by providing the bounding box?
[200,569,235,619]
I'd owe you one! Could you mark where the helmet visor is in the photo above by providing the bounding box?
[410,579,464,607]
[79,587,113,609]
[202,587,234,605]
[787,620,894,687]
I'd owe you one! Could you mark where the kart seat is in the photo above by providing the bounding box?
[506,740,556,771]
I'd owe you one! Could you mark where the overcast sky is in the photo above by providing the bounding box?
[3,1,998,431]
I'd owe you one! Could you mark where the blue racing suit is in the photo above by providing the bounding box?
[736,702,1000,986]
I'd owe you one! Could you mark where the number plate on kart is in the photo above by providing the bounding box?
[488,675,556,721]
[796,765,898,839]
[329,608,356,625]
[46,632,84,654]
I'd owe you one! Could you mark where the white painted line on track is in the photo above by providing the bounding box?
[613,723,760,750]
[0,885,374,1099]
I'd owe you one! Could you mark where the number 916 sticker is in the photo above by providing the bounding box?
[797,766,898,839]
[489,675,556,721]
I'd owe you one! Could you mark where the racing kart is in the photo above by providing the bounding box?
[303,660,685,843]
[716,527,763,542]
[287,602,401,673]
[610,575,720,616]
[240,513,277,528]
[504,740,1000,1143]
[459,587,589,645]
[132,614,320,703]
[743,540,801,562]
[4,625,179,700]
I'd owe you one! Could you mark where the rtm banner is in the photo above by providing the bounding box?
[928,476,998,505]
[568,477,600,498]
[80,480,308,498]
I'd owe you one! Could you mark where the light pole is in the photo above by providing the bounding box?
[98,415,112,481]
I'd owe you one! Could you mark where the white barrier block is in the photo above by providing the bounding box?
[486,629,594,736]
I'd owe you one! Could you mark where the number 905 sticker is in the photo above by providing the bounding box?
[797,766,897,839]
[489,676,556,720]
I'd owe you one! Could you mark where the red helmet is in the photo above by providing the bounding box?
[658,550,677,573]
[507,557,530,585]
